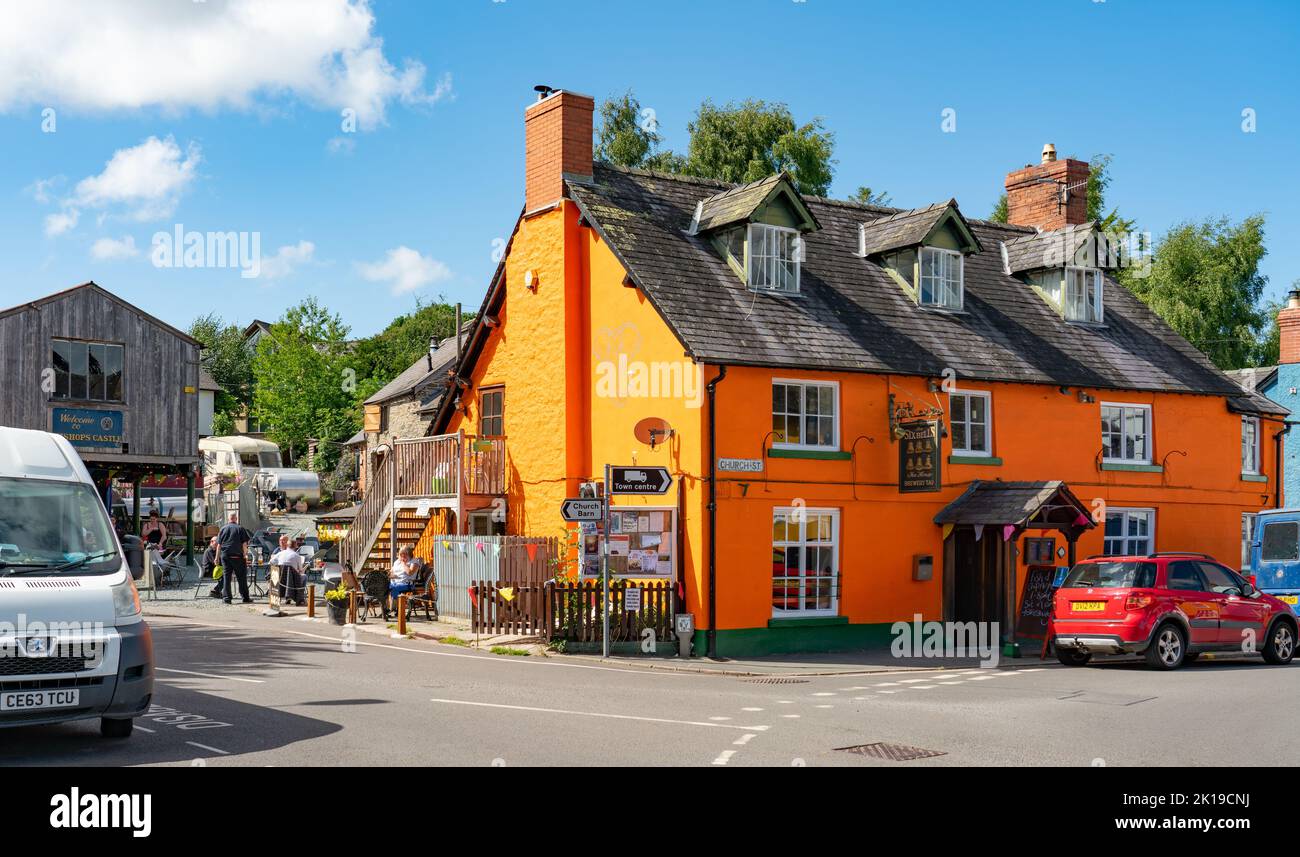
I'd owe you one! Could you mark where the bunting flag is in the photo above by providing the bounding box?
[1074,512,1091,527]
[973,524,984,541]
[442,540,452,551]
[499,586,516,602]
[941,523,954,540]
[525,542,539,562]
[1002,524,1015,541]
[467,585,478,607]
[475,541,485,553]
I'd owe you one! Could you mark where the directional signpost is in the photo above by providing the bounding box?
[561,498,604,522]
[602,464,674,657]
[609,466,671,495]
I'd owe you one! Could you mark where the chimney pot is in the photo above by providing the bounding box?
[1004,146,1090,232]
[1041,143,1057,163]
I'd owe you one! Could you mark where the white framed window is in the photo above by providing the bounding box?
[949,390,992,456]
[1100,402,1152,464]
[772,379,839,450]
[1064,267,1104,323]
[772,507,839,616]
[919,247,962,309]
[1104,508,1155,556]
[1242,512,1257,572]
[1241,415,1260,475]
[747,223,801,294]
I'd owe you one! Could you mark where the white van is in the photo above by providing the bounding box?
[0,427,153,737]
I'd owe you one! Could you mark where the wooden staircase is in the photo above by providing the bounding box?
[340,432,505,574]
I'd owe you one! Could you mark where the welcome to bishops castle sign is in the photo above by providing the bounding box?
[52,408,124,450]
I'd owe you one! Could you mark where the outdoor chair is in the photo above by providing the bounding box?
[406,565,438,622]
[359,571,391,622]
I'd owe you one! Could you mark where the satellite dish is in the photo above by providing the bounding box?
[634,417,674,450]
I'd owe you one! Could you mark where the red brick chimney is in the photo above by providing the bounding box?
[1278,289,1300,364]
[1004,143,1090,232]
[524,88,594,213]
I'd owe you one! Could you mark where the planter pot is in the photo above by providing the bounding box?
[326,601,348,625]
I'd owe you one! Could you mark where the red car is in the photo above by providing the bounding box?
[1051,552,1298,670]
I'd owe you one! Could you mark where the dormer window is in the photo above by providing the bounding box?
[1064,267,1103,323]
[919,247,963,309]
[747,223,801,294]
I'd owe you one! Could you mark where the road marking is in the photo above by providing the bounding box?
[876,690,897,695]
[781,714,800,719]
[709,716,732,721]
[874,682,900,687]
[713,750,736,765]
[777,700,794,704]
[741,707,764,712]
[427,698,769,731]
[898,678,929,684]
[134,725,155,733]
[815,704,833,708]
[186,741,229,755]
[909,685,938,690]
[733,734,756,746]
[811,692,836,697]
[157,667,265,684]
[966,676,996,681]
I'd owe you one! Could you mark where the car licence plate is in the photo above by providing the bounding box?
[1071,601,1106,612]
[0,689,80,711]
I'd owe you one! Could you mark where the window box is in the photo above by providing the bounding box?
[948,455,1002,466]
[1099,462,1163,473]
[768,448,852,461]
[1242,473,1269,483]
[767,615,848,629]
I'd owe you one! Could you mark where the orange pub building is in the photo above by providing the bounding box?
[422,89,1284,657]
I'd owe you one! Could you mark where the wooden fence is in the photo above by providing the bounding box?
[470,579,675,643]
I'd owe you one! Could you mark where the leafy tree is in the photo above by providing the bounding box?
[188,313,253,433]
[988,195,1009,223]
[679,99,836,195]
[1123,215,1269,370]
[594,90,664,168]
[251,298,359,464]
[350,298,463,391]
[851,186,892,207]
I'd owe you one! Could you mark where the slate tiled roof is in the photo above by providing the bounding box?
[933,480,1093,527]
[1223,367,1288,417]
[565,163,1247,399]
[692,173,787,233]
[857,201,958,257]
[1002,222,1120,273]
[363,327,469,406]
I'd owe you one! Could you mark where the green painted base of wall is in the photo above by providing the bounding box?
[691,622,898,658]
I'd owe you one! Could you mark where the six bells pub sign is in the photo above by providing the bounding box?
[899,420,941,493]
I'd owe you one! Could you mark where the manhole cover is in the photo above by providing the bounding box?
[741,677,810,684]
[835,742,946,761]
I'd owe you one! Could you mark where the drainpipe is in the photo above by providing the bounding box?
[1276,423,1294,508]
[706,365,727,659]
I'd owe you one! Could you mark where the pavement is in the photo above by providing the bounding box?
[4,604,1297,767]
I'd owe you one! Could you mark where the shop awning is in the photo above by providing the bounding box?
[933,481,1095,529]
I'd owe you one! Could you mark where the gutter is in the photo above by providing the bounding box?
[706,364,727,658]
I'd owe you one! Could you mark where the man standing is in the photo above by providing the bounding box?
[271,534,306,606]
[216,512,253,604]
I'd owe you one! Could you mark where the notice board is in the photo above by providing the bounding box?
[581,506,676,579]
[1015,565,1057,640]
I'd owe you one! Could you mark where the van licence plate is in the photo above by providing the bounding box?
[1071,601,1106,612]
[1,689,80,711]
[1279,595,1299,606]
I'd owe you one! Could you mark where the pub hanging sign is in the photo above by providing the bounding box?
[898,419,941,493]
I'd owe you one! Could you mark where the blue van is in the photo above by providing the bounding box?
[1249,509,1300,614]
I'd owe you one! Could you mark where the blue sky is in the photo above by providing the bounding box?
[1,0,1296,338]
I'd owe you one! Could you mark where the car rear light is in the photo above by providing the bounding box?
[1125,594,1153,611]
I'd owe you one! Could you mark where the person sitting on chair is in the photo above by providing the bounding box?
[388,546,418,618]
[270,535,306,606]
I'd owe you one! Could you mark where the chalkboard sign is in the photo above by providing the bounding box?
[1015,566,1057,640]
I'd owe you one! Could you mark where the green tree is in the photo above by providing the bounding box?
[251,297,359,466]
[1123,215,1269,370]
[679,99,835,195]
[351,298,462,389]
[188,313,253,433]
[851,186,892,207]
[594,90,664,168]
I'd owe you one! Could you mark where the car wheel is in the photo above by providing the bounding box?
[1145,623,1186,670]
[1056,649,1091,666]
[1263,620,1297,665]
[100,717,134,738]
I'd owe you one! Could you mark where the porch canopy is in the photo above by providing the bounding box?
[935,480,1096,563]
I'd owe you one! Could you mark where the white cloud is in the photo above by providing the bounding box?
[258,241,316,281]
[0,1,451,130]
[90,235,139,260]
[44,209,79,237]
[356,246,451,295]
[37,136,200,236]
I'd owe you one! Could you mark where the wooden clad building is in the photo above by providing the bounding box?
[0,282,203,555]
